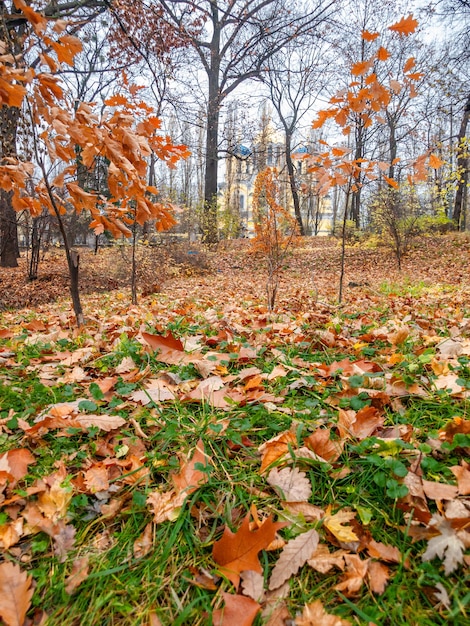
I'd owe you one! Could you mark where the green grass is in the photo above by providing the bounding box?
[0,291,469,626]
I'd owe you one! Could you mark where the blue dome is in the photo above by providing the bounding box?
[236,144,251,157]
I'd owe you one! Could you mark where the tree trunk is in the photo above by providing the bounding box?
[453,93,470,229]
[202,71,220,244]
[0,105,20,267]
[285,133,305,235]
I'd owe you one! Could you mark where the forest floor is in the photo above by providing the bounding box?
[0,233,469,626]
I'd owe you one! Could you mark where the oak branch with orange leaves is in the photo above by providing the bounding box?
[0,0,189,325]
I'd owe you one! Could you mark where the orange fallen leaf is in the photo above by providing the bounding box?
[212,591,261,626]
[213,514,288,588]
[133,522,153,559]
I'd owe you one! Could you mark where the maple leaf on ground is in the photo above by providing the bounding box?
[295,600,351,626]
[212,591,261,626]
[0,449,36,484]
[323,508,359,543]
[421,514,466,575]
[0,561,33,626]
[334,554,369,596]
[212,514,288,588]
[304,428,344,462]
[267,466,312,502]
[268,528,319,590]
[307,543,347,573]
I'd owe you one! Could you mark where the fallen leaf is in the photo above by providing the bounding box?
[450,462,470,495]
[64,556,90,594]
[75,414,126,432]
[212,514,288,588]
[0,561,33,626]
[172,439,209,495]
[367,560,390,594]
[295,600,351,625]
[267,467,312,502]
[304,428,343,462]
[334,554,369,596]
[133,522,153,559]
[307,543,347,573]
[323,508,358,542]
[421,514,466,575]
[240,570,265,602]
[212,591,261,626]
[268,528,319,590]
[259,431,297,473]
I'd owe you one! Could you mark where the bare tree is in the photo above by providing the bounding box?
[154,0,337,244]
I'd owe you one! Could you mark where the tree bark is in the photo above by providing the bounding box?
[0,103,21,267]
[285,132,305,235]
[452,93,470,228]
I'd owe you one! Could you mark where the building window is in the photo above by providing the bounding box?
[239,194,245,210]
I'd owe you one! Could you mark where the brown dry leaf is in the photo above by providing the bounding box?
[133,522,153,559]
[367,560,390,595]
[64,556,90,594]
[283,502,325,522]
[147,490,185,524]
[0,519,24,550]
[267,467,312,502]
[84,465,109,494]
[304,428,344,462]
[75,414,126,432]
[334,554,369,596]
[0,449,36,483]
[212,591,261,626]
[307,543,347,573]
[295,600,351,626]
[37,474,72,522]
[259,431,297,473]
[0,561,33,626]
[450,462,470,495]
[268,528,319,590]
[141,330,196,364]
[172,439,209,496]
[439,417,470,442]
[422,480,458,501]
[240,570,265,602]
[212,514,288,588]
[323,508,358,542]
[366,539,401,563]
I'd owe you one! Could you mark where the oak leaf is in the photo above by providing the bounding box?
[0,561,33,626]
[212,514,288,588]
[212,592,261,626]
[267,467,312,502]
[295,600,351,626]
[268,529,319,590]
[361,30,379,41]
[388,14,418,36]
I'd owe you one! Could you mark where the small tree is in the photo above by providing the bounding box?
[251,167,298,311]
[0,2,189,325]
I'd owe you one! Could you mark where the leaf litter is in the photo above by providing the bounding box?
[0,235,469,624]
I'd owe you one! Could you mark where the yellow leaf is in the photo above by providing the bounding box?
[324,508,359,542]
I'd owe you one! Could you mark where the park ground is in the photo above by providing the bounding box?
[0,233,469,625]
